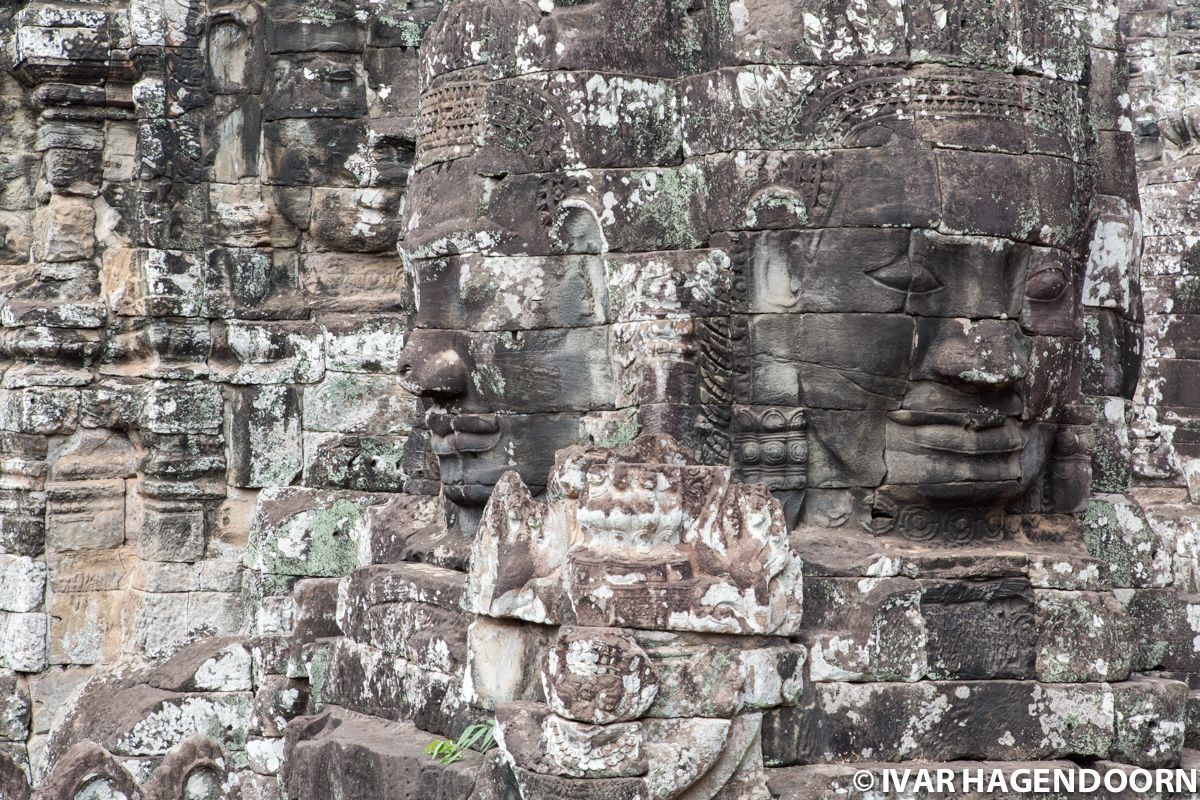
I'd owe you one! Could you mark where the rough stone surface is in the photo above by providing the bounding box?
[0,0,1198,797]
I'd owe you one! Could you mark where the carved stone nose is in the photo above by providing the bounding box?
[913,318,1029,389]
[398,330,469,400]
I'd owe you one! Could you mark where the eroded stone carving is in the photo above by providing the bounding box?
[397,0,1146,546]
[465,435,804,799]
[3,0,1200,797]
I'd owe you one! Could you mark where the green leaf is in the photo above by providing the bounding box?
[426,719,496,765]
[458,723,489,750]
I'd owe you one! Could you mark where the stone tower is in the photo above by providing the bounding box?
[1,0,1199,798]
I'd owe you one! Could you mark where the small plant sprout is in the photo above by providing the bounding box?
[425,719,497,765]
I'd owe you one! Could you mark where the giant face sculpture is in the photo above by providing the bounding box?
[398,249,613,518]
[707,69,1095,526]
[398,0,1125,538]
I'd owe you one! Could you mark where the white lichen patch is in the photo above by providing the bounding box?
[195,645,253,692]
[118,695,253,756]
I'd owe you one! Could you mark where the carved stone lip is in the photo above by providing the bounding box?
[428,411,501,454]
[431,429,501,455]
[887,413,1026,455]
[901,383,1023,418]
[444,483,494,506]
[888,410,1009,430]
[427,410,500,435]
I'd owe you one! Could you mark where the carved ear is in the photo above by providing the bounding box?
[1082,194,1144,399]
[549,199,610,323]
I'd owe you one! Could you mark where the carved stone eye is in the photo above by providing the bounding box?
[1026,266,1069,302]
[864,260,943,294]
[907,262,944,295]
[863,259,911,292]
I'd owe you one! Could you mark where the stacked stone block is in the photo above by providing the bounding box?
[1119,0,1200,760]
[0,0,439,791]
[2,0,1200,798]
[1124,0,1200,492]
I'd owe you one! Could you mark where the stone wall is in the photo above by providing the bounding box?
[1122,8,1200,776]
[0,0,438,790]
[1125,0,1200,495]
[0,0,1200,798]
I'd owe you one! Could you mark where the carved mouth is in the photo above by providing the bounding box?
[428,411,501,455]
[887,411,1026,455]
[889,410,1009,430]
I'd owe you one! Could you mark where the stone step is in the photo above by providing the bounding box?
[316,637,479,738]
[146,636,254,693]
[290,578,342,644]
[366,495,472,571]
[804,574,1135,683]
[767,751,1200,800]
[267,577,343,679]
[1118,588,1200,673]
[342,561,467,611]
[792,528,1110,590]
[48,682,254,764]
[283,706,481,800]
[763,677,1187,769]
[336,562,470,673]
[245,487,394,579]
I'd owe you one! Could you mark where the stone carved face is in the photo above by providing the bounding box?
[732,95,1089,510]
[541,629,659,725]
[399,252,613,516]
[706,66,1100,519]
[399,0,1116,530]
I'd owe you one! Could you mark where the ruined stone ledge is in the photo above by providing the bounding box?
[767,752,1200,800]
[803,574,1138,684]
[283,706,480,800]
[316,636,476,738]
[792,526,1114,590]
[763,677,1187,769]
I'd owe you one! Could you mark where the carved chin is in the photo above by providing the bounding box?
[893,417,1026,457]
[908,478,1028,505]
